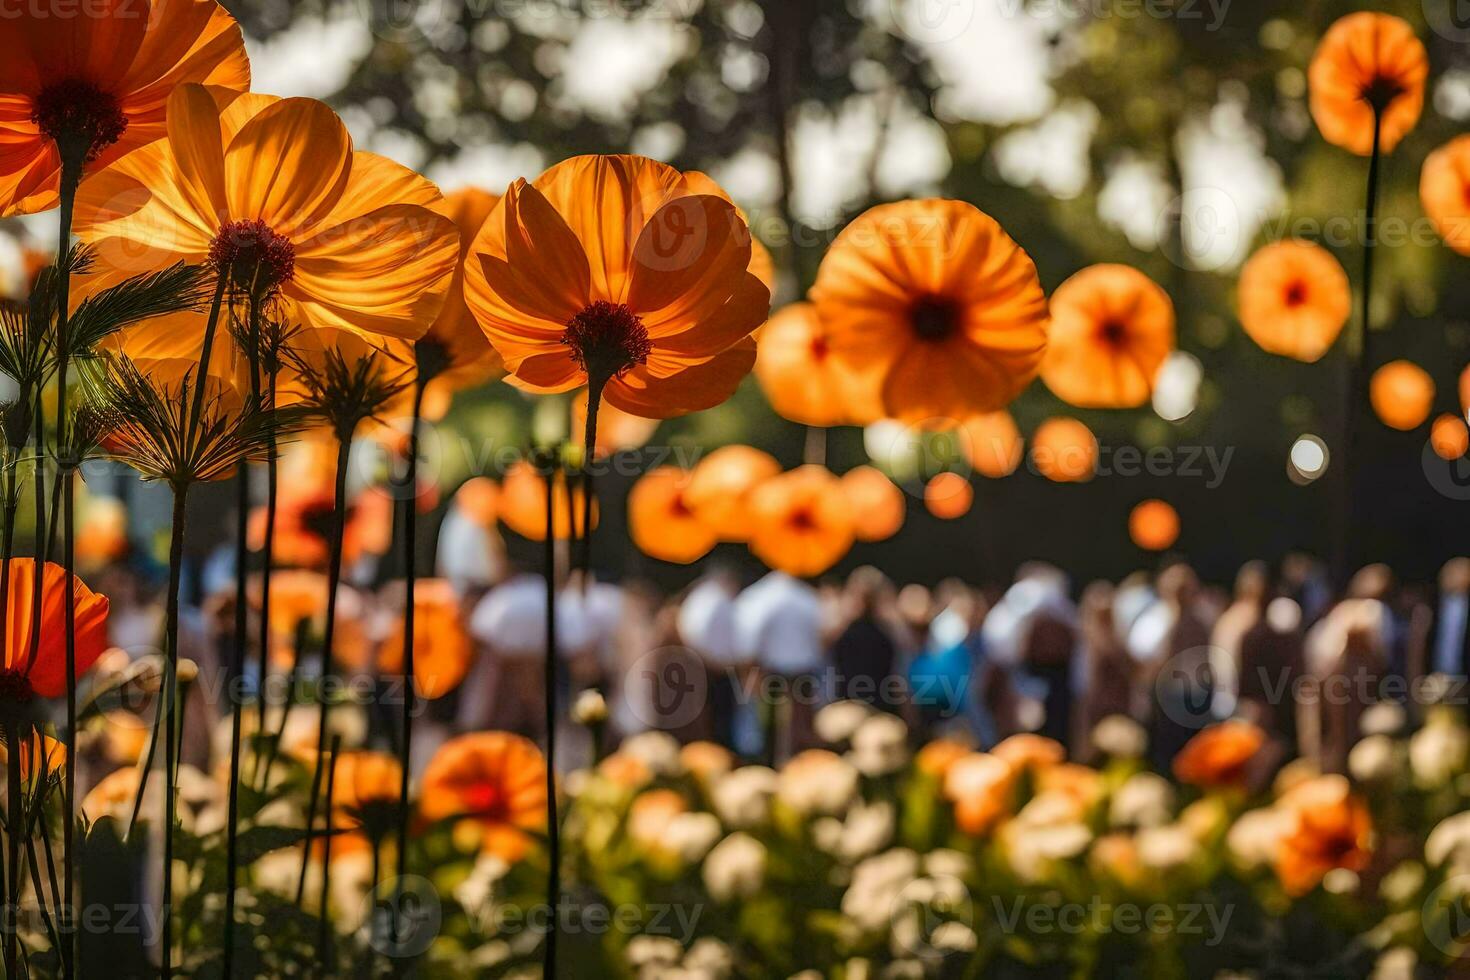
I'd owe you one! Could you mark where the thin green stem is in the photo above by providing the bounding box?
[541,449,561,980]
[160,486,188,980]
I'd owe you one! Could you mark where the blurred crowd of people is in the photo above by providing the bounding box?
[82,509,1470,791]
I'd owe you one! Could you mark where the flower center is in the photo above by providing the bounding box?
[562,301,652,383]
[910,296,958,342]
[1097,320,1129,349]
[463,782,504,817]
[31,79,127,163]
[0,669,35,708]
[1283,281,1308,308]
[1360,75,1405,113]
[789,507,817,531]
[209,219,296,296]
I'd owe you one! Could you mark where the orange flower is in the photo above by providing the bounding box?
[810,200,1048,425]
[1,559,109,700]
[628,788,687,849]
[498,459,597,542]
[73,84,458,344]
[754,302,874,426]
[1431,413,1470,461]
[249,570,368,671]
[1370,360,1434,431]
[627,467,717,565]
[0,729,66,783]
[961,411,1023,478]
[679,741,734,782]
[992,734,1065,772]
[1273,775,1372,896]
[747,465,854,578]
[684,445,781,542]
[0,0,250,216]
[453,477,500,527]
[1129,499,1180,552]
[76,496,130,569]
[1173,719,1265,789]
[419,732,549,862]
[924,472,973,520]
[572,388,659,459]
[1237,241,1351,363]
[462,154,768,419]
[1422,137,1470,256]
[1308,13,1427,156]
[916,738,971,780]
[839,466,905,543]
[415,186,507,417]
[377,580,474,700]
[1041,264,1174,409]
[1031,417,1097,483]
[81,767,141,823]
[326,750,402,852]
[944,752,1015,835]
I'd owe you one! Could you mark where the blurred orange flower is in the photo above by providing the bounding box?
[754,302,873,426]
[628,467,717,565]
[944,752,1015,836]
[377,580,474,700]
[1173,720,1265,789]
[1308,12,1427,156]
[1431,413,1470,461]
[76,496,130,570]
[747,465,855,578]
[0,729,66,783]
[73,84,458,344]
[924,472,973,520]
[992,734,1065,772]
[1041,264,1173,409]
[839,466,905,543]
[0,0,251,216]
[684,445,781,542]
[1370,360,1434,431]
[1237,241,1350,363]
[81,767,141,823]
[453,477,501,527]
[499,459,597,541]
[1129,500,1180,552]
[916,738,971,780]
[1031,418,1097,483]
[419,732,549,862]
[961,411,1023,478]
[1421,136,1470,256]
[1,559,110,700]
[462,154,768,418]
[810,199,1048,425]
[326,750,402,853]
[1273,775,1372,896]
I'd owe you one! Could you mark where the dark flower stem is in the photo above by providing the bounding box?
[542,448,561,980]
[253,366,280,779]
[579,381,604,576]
[160,486,188,980]
[3,716,24,979]
[317,734,342,975]
[296,434,352,904]
[391,370,427,948]
[1336,106,1383,590]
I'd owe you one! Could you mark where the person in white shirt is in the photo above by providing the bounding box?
[734,571,824,761]
[459,568,592,739]
[677,566,745,746]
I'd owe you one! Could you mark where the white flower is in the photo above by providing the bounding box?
[627,935,682,968]
[1348,734,1396,783]
[703,833,767,902]
[571,689,608,726]
[843,849,920,933]
[711,766,778,829]
[1426,811,1470,868]
[1360,701,1406,737]
[1136,824,1201,871]
[1109,772,1175,829]
[1091,715,1147,758]
[1371,947,1418,980]
[1002,821,1092,882]
[623,731,684,777]
[1226,807,1292,871]
[665,812,723,864]
[683,937,735,978]
[817,800,896,863]
[815,700,875,744]
[1411,720,1470,788]
[849,713,910,777]
[453,852,512,927]
[930,921,977,952]
[778,750,859,816]
[924,849,972,880]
